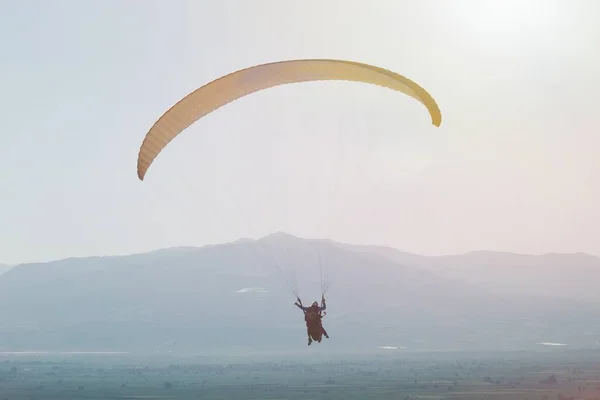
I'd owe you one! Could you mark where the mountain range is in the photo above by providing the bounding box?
[1,232,599,355]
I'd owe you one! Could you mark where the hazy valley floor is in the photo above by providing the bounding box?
[2,351,600,400]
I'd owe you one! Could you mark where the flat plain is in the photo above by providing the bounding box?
[2,351,599,400]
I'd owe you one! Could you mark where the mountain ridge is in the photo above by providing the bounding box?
[1,232,599,354]
[6,231,597,269]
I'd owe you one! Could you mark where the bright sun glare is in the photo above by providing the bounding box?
[452,0,564,49]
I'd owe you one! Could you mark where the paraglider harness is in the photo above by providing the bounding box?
[305,308,324,324]
[298,298,326,326]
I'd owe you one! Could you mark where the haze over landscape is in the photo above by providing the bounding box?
[1,232,600,354]
[1,1,599,399]
[1,0,599,266]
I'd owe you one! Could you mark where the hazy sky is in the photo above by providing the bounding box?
[1,0,599,264]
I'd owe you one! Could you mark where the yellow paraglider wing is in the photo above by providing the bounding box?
[137,59,442,181]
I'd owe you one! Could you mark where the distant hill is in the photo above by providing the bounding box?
[1,232,599,354]
[0,263,13,275]
[341,244,600,301]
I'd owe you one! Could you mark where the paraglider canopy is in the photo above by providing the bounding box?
[136,58,442,181]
